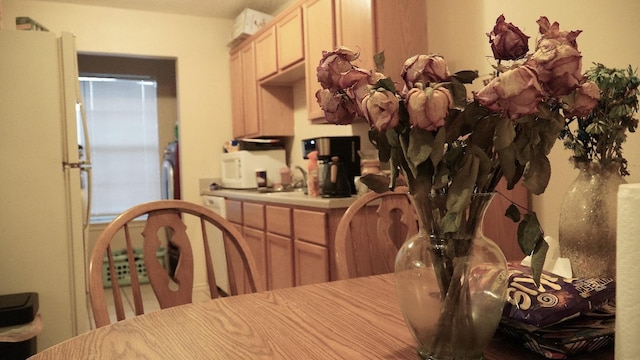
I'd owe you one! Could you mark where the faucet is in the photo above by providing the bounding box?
[293,166,308,194]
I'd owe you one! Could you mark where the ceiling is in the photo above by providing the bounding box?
[36,0,292,19]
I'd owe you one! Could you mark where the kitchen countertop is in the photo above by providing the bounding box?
[200,180,358,209]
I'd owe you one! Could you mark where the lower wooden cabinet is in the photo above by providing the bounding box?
[267,233,295,289]
[294,239,329,285]
[225,198,346,291]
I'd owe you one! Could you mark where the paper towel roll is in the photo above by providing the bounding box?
[616,184,640,359]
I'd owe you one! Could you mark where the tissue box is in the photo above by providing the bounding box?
[229,8,273,47]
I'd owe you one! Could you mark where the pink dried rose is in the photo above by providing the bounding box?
[401,54,452,89]
[352,70,387,116]
[528,38,583,96]
[474,65,544,120]
[361,88,400,131]
[563,80,600,118]
[406,86,453,131]
[536,16,582,49]
[317,47,360,91]
[487,14,530,61]
[315,88,358,125]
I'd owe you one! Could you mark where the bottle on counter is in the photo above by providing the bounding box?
[307,151,320,197]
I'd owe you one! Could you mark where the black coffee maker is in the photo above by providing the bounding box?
[302,136,361,197]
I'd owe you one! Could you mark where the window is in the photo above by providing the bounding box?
[81,76,161,222]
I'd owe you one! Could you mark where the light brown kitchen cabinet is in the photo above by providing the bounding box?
[303,0,334,120]
[294,239,329,285]
[254,27,277,80]
[276,7,304,71]
[221,195,350,290]
[303,0,428,121]
[266,205,294,289]
[230,42,259,138]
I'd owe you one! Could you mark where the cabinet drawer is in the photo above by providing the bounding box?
[293,209,327,245]
[266,205,292,237]
[226,199,242,224]
[243,202,265,229]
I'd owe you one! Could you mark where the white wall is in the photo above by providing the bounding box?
[4,0,234,205]
[426,0,640,242]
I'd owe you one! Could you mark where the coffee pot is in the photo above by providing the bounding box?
[321,156,351,198]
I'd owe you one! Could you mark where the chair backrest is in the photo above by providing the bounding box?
[334,186,418,280]
[88,200,264,328]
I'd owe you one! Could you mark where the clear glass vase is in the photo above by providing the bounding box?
[558,161,626,278]
[395,193,508,360]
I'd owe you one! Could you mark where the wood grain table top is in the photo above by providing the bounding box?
[30,274,613,359]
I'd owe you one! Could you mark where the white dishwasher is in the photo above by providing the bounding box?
[201,195,230,294]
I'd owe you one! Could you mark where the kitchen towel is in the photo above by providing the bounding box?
[616,183,640,359]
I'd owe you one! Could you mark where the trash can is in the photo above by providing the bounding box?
[0,292,41,360]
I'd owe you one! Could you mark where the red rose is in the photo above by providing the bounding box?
[315,88,358,125]
[317,47,360,91]
[487,14,530,61]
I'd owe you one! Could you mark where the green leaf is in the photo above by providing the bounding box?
[441,212,461,233]
[430,127,447,168]
[494,117,516,150]
[523,154,551,195]
[369,128,391,163]
[375,77,397,93]
[447,152,478,213]
[505,203,521,222]
[446,79,468,110]
[359,173,390,193]
[452,70,479,84]
[517,212,542,254]
[406,128,435,178]
[373,51,385,73]
[530,238,549,287]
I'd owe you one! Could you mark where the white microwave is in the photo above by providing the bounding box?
[220,150,287,189]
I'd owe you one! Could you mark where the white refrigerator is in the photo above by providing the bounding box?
[0,30,92,351]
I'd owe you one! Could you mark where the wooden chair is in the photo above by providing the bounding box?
[88,200,263,328]
[334,186,419,280]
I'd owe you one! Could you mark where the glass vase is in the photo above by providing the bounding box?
[558,161,626,278]
[395,193,508,360]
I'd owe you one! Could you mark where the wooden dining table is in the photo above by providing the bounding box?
[30,274,612,359]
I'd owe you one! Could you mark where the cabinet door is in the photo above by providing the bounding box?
[335,0,373,70]
[372,0,428,81]
[267,233,294,289]
[240,42,259,137]
[225,199,243,224]
[294,240,329,285]
[229,51,245,138]
[255,27,278,80]
[277,7,304,70]
[303,0,334,120]
[225,222,250,295]
[244,226,268,290]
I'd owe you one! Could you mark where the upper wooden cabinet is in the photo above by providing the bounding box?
[254,27,277,80]
[277,7,305,71]
[230,42,259,138]
[304,0,428,121]
[303,0,334,120]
